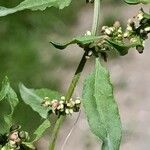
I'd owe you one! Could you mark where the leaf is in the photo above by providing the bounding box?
[82,59,122,150]
[0,77,19,134]
[12,101,50,143]
[0,0,71,17]
[106,35,143,56]
[124,0,150,4]
[19,84,61,118]
[31,119,50,142]
[50,35,102,50]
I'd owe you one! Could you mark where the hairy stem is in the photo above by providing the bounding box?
[49,0,101,149]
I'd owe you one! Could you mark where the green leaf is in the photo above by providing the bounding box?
[50,35,102,50]
[0,0,71,17]
[82,59,122,150]
[32,119,50,142]
[106,35,143,56]
[0,77,19,134]
[12,101,50,143]
[124,0,150,4]
[19,84,61,118]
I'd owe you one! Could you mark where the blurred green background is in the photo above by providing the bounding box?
[1,1,150,150]
[0,0,121,91]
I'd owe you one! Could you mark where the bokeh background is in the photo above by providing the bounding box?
[0,0,150,150]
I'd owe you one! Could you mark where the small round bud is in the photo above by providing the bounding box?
[65,109,70,115]
[18,131,29,141]
[75,99,81,104]
[44,97,49,100]
[127,25,133,31]
[85,30,92,36]
[144,27,150,32]
[59,100,64,104]
[101,26,107,32]
[123,32,129,38]
[109,27,115,32]
[57,104,64,111]
[105,28,112,35]
[9,131,19,141]
[69,109,73,114]
[85,56,90,59]
[113,21,120,28]
[41,100,51,107]
[88,51,93,56]
[61,96,65,100]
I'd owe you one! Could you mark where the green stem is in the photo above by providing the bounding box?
[49,53,87,150]
[92,0,101,35]
[49,0,101,149]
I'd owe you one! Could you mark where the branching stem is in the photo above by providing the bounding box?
[49,0,101,149]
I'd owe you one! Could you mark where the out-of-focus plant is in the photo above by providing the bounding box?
[0,0,149,150]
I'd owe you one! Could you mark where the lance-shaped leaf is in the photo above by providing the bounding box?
[0,0,71,17]
[19,84,61,118]
[82,59,122,150]
[0,77,19,134]
[50,35,102,50]
[124,0,150,4]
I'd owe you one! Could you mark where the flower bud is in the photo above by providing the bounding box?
[61,96,65,100]
[144,27,150,32]
[127,25,133,31]
[9,132,19,141]
[113,21,120,28]
[65,109,70,115]
[69,109,73,114]
[75,99,81,105]
[85,30,92,36]
[105,28,112,35]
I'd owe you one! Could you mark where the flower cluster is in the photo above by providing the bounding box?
[42,96,81,115]
[0,125,29,150]
[101,9,150,54]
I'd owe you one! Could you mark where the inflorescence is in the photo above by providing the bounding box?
[0,125,29,149]
[41,96,81,116]
[100,9,150,54]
